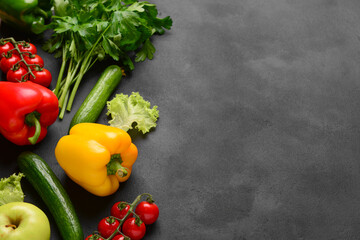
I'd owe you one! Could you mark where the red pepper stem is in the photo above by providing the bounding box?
[26,113,41,145]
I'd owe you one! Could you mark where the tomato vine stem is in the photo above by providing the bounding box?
[90,193,154,240]
[1,37,41,80]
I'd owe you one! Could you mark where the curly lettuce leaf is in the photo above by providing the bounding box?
[107,92,159,134]
[0,173,25,206]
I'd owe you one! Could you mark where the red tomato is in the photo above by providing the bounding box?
[17,42,37,55]
[6,67,28,82]
[97,217,120,238]
[0,42,14,59]
[135,201,159,225]
[85,234,104,240]
[113,235,125,240]
[111,202,133,220]
[22,54,44,70]
[29,68,52,87]
[122,217,146,240]
[0,54,21,73]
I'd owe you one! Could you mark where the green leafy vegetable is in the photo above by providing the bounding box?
[0,173,25,206]
[107,92,159,134]
[43,0,172,119]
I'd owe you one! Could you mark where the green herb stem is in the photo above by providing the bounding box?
[58,56,83,110]
[58,58,74,108]
[54,47,68,97]
[43,0,172,119]
[66,23,111,111]
[59,90,70,120]
[66,55,95,111]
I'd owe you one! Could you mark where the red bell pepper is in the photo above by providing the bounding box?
[0,81,59,145]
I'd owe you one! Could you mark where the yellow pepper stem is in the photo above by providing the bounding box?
[116,168,128,178]
[107,154,128,177]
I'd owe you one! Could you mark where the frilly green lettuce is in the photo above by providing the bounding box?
[0,173,25,206]
[107,92,159,134]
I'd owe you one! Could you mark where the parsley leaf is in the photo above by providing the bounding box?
[136,39,155,62]
[44,0,172,119]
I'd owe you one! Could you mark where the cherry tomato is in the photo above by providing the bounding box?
[122,217,146,240]
[98,217,120,238]
[17,42,37,55]
[22,54,44,70]
[29,68,52,87]
[0,54,21,74]
[135,201,159,225]
[6,66,28,82]
[0,42,14,59]
[85,234,104,240]
[111,202,133,220]
[113,235,125,240]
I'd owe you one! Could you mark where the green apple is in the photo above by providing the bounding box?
[0,202,50,240]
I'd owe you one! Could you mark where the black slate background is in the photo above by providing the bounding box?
[2,0,360,239]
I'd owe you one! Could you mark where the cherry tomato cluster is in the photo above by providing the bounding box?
[86,193,159,240]
[0,38,52,88]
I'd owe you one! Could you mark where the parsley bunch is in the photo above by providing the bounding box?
[43,0,172,119]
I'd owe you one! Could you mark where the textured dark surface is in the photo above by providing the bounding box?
[2,0,360,239]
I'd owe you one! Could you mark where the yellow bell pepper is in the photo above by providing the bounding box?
[54,123,138,197]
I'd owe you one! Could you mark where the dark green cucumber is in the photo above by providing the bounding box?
[69,65,123,130]
[17,151,83,240]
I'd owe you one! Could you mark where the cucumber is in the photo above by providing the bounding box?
[17,151,83,240]
[69,65,123,130]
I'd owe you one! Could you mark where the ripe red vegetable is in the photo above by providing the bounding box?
[113,235,125,240]
[29,68,52,87]
[22,54,44,70]
[0,53,21,73]
[0,38,53,89]
[111,202,133,220]
[87,194,158,240]
[122,217,146,240]
[6,66,28,82]
[98,217,120,238]
[17,42,37,55]
[135,201,159,225]
[0,42,14,59]
[0,81,59,145]
[85,235,104,240]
